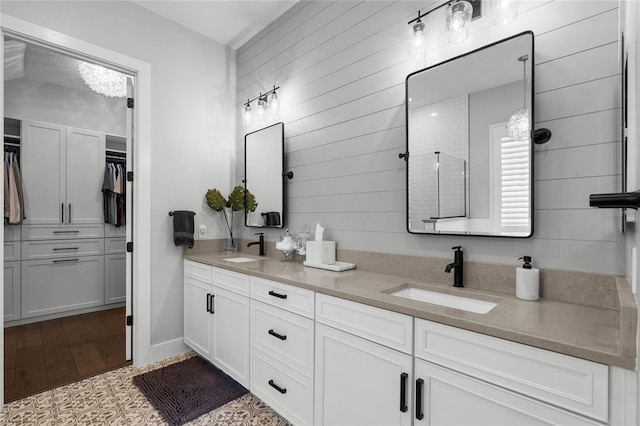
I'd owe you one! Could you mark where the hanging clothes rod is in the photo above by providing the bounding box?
[4,142,20,148]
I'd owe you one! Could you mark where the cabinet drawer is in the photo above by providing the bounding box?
[251,347,314,426]
[251,276,314,319]
[251,300,314,377]
[316,293,413,354]
[4,241,20,261]
[4,225,21,242]
[105,238,126,254]
[22,224,104,240]
[414,319,609,422]
[184,260,211,283]
[105,224,126,238]
[21,255,104,318]
[213,266,249,296]
[22,239,104,259]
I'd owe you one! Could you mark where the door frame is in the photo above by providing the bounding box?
[0,13,153,409]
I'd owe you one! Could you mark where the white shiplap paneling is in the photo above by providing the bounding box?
[236,1,623,274]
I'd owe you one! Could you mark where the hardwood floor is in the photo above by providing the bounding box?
[4,307,129,402]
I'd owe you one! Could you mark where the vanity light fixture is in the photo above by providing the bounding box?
[491,0,518,26]
[241,85,280,127]
[506,55,529,141]
[407,0,518,51]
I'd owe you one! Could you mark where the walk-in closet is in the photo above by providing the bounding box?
[3,39,131,401]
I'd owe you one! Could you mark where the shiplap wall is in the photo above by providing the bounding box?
[236,0,623,275]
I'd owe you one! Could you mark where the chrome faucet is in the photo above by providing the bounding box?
[445,246,464,287]
[247,232,265,256]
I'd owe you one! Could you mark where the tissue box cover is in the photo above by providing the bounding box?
[306,241,336,265]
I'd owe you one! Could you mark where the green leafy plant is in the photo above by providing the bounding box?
[206,185,258,240]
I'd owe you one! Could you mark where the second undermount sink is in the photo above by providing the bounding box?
[386,285,499,314]
[224,257,259,263]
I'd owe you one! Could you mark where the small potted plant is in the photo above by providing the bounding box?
[206,185,257,252]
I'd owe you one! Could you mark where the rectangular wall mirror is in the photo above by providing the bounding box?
[405,31,534,237]
[244,122,284,228]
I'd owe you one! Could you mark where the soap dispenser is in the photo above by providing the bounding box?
[516,256,539,301]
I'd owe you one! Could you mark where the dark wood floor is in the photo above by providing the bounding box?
[4,307,130,402]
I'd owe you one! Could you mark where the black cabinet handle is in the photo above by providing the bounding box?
[268,379,287,394]
[52,258,80,263]
[210,294,215,314]
[61,203,64,223]
[206,293,212,313]
[68,204,72,223]
[52,247,79,251]
[268,290,287,299]
[268,329,287,341]
[416,378,424,420]
[400,372,408,413]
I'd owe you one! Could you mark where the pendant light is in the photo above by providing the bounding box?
[506,55,530,141]
[242,99,252,126]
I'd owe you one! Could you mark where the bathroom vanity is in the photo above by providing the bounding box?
[184,253,635,425]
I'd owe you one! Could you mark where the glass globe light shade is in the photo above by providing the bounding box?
[447,1,472,44]
[491,0,518,26]
[269,91,279,113]
[242,101,252,126]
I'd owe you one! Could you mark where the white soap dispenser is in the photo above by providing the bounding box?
[516,256,539,301]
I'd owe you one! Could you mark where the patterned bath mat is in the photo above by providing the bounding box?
[133,355,248,426]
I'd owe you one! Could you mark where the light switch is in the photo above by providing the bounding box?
[198,224,207,238]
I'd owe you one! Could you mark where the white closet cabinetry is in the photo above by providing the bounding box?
[21,120,105,224]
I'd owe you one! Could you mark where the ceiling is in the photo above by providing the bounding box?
[4,1,297,96]
[132,0,298,49]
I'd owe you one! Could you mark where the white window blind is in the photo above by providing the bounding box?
[500,135,530,231]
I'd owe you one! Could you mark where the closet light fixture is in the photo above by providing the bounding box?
[506,55,529,141]
[491,0,518,26]
[241,85,280,127]
[78,62,127,98]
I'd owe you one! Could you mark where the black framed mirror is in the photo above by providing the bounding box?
[405,31,534,237]
[244,122,285,228]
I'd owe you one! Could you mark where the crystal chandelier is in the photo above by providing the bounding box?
[78,62,127,98]
[506,55,530,141]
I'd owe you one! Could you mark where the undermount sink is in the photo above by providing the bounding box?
[386,285,499,314]
[224,257,258,263]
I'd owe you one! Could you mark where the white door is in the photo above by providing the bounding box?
[21,120,66,224]
[66,127,105,224]
[413,359,602,425]
[183,276,212,360]
[211,285,250,388]
[314,323,412,426]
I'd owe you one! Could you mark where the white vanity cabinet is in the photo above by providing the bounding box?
[249,276,315,426]
[413,319,608,425]
[183,260,250,388]
[314,294,413,426]
[21,121,105,225]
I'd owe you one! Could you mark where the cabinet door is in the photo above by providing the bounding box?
[413,359,602,426]
[66,127,106,224]
[21,255,104,318]
[105,254,126,304]
[184,276,212,359]
[211,285,250,388]
[21,120,66,224]
[4,261,21,322]
[315,323,412,426]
